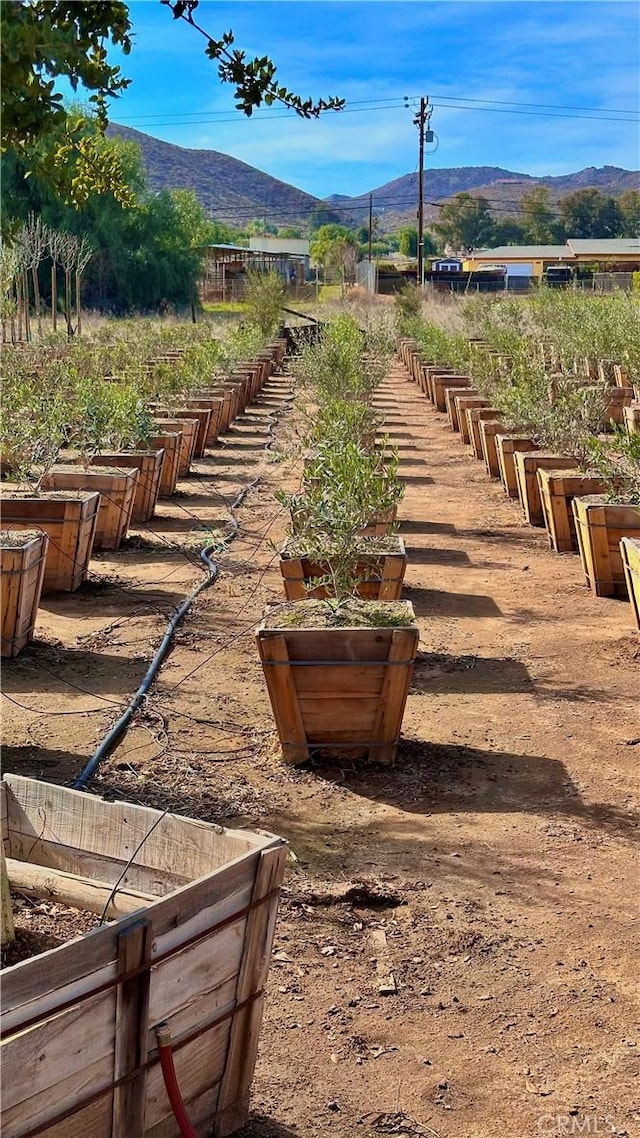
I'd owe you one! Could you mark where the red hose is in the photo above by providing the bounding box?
[155,1024,199,1138]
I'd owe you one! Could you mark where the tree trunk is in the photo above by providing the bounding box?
[51,264,57,332]
[15,276,22,341]
[22,270,31,341]
[65,268,72,336]
[31,263,42,336]
[75,270,82,336]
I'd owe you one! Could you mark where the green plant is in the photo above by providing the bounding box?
[243,269,284,339]
[278,438,404,602]
[587,427,640,504]
[394,284,421,336]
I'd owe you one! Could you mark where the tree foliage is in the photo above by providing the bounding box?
[1,1,343,201]
[310,225,359,275]
[558,188,623,239]
[432,193,495,253]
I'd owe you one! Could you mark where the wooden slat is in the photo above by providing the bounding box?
[112,920,152,1138]
[1,989,115,1115]
[371,628,419,763]
[257,634,308,764]
[215,844,288,1136]
[5,776,263,880]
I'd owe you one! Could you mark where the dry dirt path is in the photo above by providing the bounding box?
[2,361,639,1138]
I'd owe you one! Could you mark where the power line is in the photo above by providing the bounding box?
[114,99,638,130]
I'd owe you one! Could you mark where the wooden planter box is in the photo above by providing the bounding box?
[0,491,100,592]
[432,374,471,414]
[152,419,197,478]
[87,451,164,525]
[445,387,479,432]
[620,537,640,629]
[572,496,640,597]
[537,469,610,553]
[257,603,419,764]
[424,365,455,403]
[466,407,500,459]
[144,432,182,498]
[154,408,212,458]
[603,386,635,427]
[514,452,578,527]
[359,505,398,537]
[478,418,506,478]
[456,395,489,444]
[188,397,225,445]
[623,403,640,434]
[1,531,48,657]
[279,538,407,601]
[41,465,139,552]
[1,774,287,1138]
[496,435,538,498]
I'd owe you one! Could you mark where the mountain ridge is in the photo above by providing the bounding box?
[108,124,638,231]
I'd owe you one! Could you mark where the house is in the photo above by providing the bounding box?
[464,238,640,280]
[430,257,464,272]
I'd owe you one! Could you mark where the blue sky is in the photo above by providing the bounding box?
[103,0,640,198]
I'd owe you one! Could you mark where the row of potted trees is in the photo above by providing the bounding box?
[1,323,287,657]
[398,298,640,630]
[255,312,420,765]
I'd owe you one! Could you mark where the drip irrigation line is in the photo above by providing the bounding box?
[71,382,293,790]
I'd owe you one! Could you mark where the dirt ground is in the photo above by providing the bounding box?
[3,361,639,1138]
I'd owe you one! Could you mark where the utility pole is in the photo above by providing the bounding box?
[368,194,373,263]
[406,96,433,289]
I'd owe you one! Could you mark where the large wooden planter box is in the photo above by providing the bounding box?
[456,395,489,444]
[188,397,226,445]
[445,387,479,432]
[257,603,419,764]
[152,419,197,478]
[41,465,139,552]
[496,435,538,498]
[514,452,578,527]
[431,374,471,414]
[154,408,212,458]
[572,496,640,597]
[1,774,287,1138]
[537,469,610,552]
[478,418,505,478]
[466,407,500,459]
[279,537,407,601]
[144,432,182,498]
[87,451,164,525]
[1,531,48,657]
[620,538,640,629]
[0,491,100,592]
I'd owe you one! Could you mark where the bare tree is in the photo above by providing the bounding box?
[47,226,62,333]
[75,237,93,337]
[14,215,47,338]
[58,233,78,337]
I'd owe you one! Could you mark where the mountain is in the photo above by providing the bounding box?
[108,126,638,233]
[341,166,639,230]
[107,124,325,227]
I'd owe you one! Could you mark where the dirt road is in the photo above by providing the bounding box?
[3,362,639,1138]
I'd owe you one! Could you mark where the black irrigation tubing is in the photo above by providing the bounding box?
[71,381,294,791]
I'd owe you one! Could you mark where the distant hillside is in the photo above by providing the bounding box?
[107,126,638,234]
[342,165,639,231]
[108,124,325,227]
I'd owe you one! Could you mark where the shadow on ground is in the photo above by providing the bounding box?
[403,585,502,619]
[306,738,639,839]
